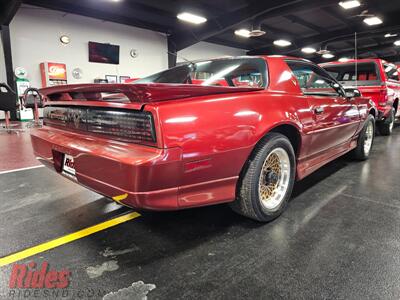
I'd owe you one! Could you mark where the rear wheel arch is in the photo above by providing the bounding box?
[268,124,302,157]
[237,123,301,185]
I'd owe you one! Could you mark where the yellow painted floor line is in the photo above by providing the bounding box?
[0,211,141,267]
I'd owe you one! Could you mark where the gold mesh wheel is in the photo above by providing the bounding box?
[258,147,291,212]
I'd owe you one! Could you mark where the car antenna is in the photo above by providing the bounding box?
[355,32,358,88]
[166,51,195,66]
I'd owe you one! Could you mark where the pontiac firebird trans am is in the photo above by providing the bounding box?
[31,56,377,222]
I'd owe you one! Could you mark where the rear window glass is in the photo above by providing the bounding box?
[383,64,399,81]
[135,58,267,88]
[322,62,381,86]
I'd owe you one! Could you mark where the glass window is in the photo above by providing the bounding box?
[383,64,399,81]
[286,61,341,96]
[135,58,267,88]
[322,62,381,86]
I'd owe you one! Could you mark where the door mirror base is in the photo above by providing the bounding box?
[344,88,361,99]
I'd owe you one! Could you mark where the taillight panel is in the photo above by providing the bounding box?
[379,89,389,106]
[44,106,156,144]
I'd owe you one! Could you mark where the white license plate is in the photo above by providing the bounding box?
[62,154,77,179]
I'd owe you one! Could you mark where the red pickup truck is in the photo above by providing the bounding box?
[321,59,400,135]
[31,56,376,222]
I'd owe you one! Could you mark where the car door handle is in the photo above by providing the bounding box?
[314,107,324,114]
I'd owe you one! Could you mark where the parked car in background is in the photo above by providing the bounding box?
[124,78,140,83]
[321,59,400,135]
[31,56,376,222]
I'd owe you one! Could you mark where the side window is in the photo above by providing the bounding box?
[286,61,340,96]
[326,70,339,80]
[383,64,399,81]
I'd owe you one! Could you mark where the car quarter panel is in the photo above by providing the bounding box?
[148,93,310,207]
[146,57,318,207]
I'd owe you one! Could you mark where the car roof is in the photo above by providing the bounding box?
[177,55,314,65]
[320,58,388,67]
[260,55,312,63]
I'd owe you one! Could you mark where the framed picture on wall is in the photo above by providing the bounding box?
[94,79,108,84]
[119,76,130,83]
[105,75,118,84]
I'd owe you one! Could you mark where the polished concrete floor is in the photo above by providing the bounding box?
[1,126,400,299]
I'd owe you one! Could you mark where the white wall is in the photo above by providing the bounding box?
[177,42,247,63]
[0,37,5,84]
[6,5,247,89]
[9,5,169,87]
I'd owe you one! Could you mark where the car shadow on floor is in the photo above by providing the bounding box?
[85,155,354,268]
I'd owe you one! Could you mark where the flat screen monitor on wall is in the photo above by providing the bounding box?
[89,42,120,65]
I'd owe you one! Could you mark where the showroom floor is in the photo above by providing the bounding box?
[1,125,400,299]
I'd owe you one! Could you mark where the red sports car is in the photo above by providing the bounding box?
[31,56,376,222]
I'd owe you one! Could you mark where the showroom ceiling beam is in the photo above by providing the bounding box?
[206,37,251,50]
[251,0,339,25]
[377,53,400,62]
[312,44,400,64]
[24,0,171,33]
[171,0,300,51]
[248,1,400,55]
[171,0,340,51]
[285,15,326,34]
[0,0,21,25]
[249,20,400,56]
[248,27,357,55]
[334,43,400,58]
[321,6,358,29]
[261,24,294,40]
[322,28,400,47]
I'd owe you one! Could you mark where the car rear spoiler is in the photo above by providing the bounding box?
[40,83,263,103]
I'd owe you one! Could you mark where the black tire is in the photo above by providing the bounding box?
[377,109,394,136]
[230,133,296,222]
[351,114,375,161]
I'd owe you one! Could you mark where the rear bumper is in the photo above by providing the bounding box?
[31,126,183,210]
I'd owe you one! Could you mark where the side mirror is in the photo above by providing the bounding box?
[344,88,361,99]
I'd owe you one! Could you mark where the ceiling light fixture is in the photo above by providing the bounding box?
[235,27,266,38]
[248,29,266,37]
[322,53,335,59]
[177,12,207,24]
[363,16,383,26]
[385,33,398,38]
[273,39,292,47]
[339,1,361,9]
[301,47,317,54]
[339,57,350,62]
[394,40,400,46]
[235,29,251,38]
